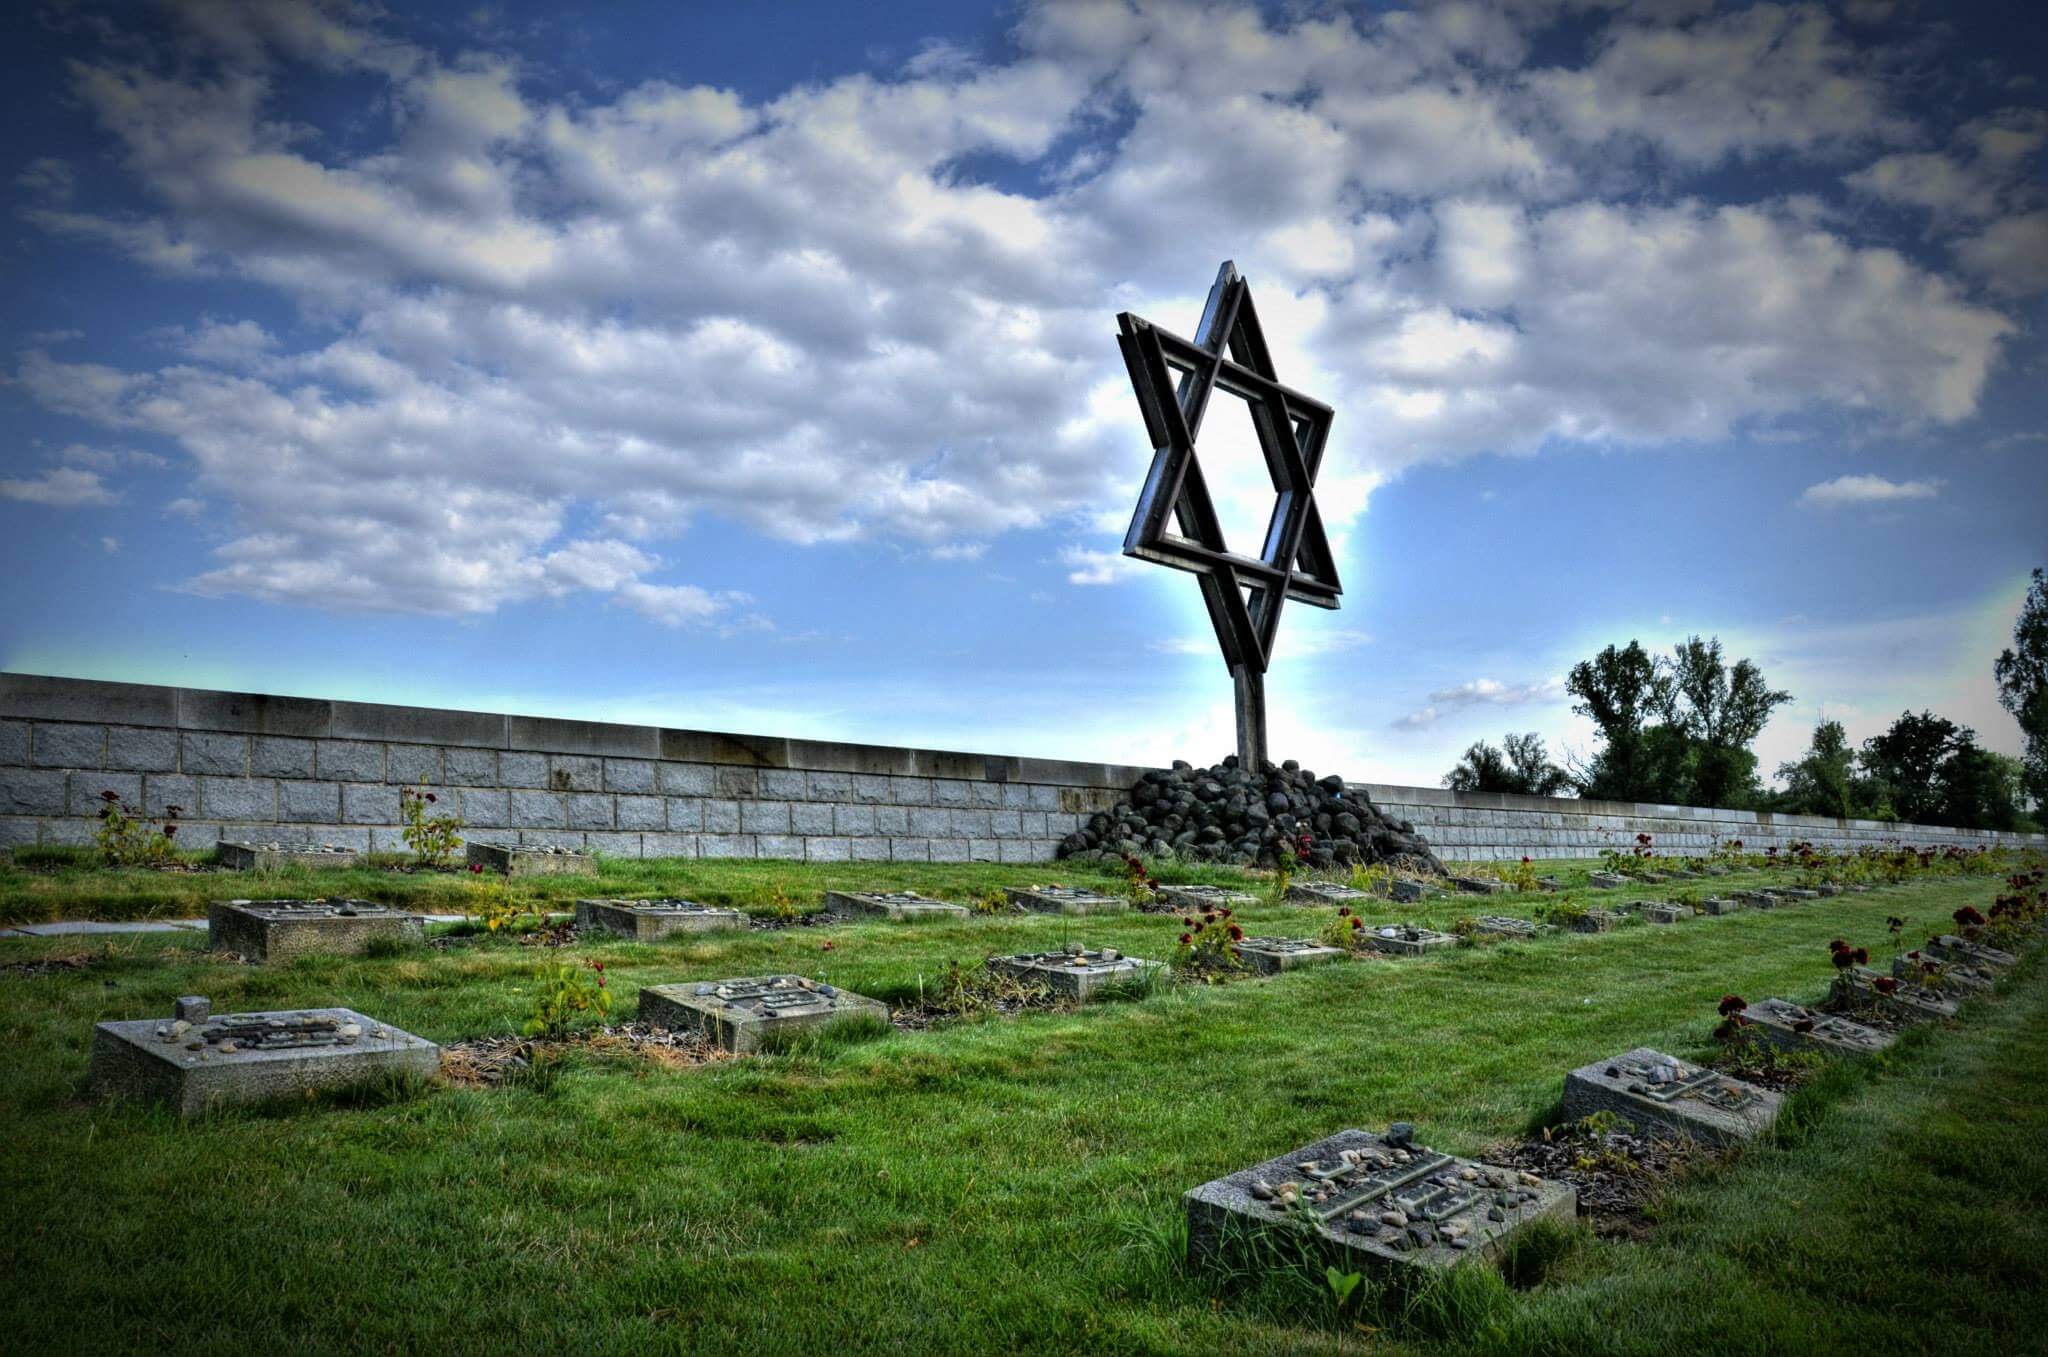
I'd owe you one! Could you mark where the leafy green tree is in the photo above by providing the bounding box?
[1444,732,1572,796]
[1994,567,2048,811]
[1859,710,1966,826]
[1567,636,1789,807]
[1775,719,1859,818]
[1657,636,1791,808]
[1937,743,2026,832]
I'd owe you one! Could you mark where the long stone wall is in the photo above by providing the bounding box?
[0,675,1138,862]
[1,674,2039,863]
[1357,784,2045,861]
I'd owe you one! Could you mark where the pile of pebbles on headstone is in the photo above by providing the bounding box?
[1058,755,1446,872]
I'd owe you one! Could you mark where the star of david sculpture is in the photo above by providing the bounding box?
[1116,260,1342,770]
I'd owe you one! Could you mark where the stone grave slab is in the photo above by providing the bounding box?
[1921,934,2017,970]
[1695,896,1744,917]
[1739,998,1893,1057]
[1567,908,1626,934]
[1284,881,1376,909]
[1185,1125,1574,1274]
[1777,888,1821,900]
[1637,872,1670,884]
[1587,871,1629,889]
[1468,914,1551,942]
[217,841,361,872]
[1357,923,1457,957]
[466,841,596,877]
[1004,884,1129,916]
[1892,951,1998,994]
[823,890,970,921]
[207,899,422,962]
[986,945,1162,1000]
[1562,1046,1779,1146]
[1234,936,1348,975]
[575,898,745,940]
[1381,877,1450,903]
[1535,876,1565,892]
[1447,876,1506,896]
[1629,900,1691,925]
[90,997,437,1116]
[1829,968,1959,1023]
[1812,883,1844,897]
[1156,884,1260,911]
[638,974,886,1053]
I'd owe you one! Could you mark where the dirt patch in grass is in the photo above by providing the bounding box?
[440,1023,732,1086]
[1491,1119,1718,1239]
[1,949,104,978]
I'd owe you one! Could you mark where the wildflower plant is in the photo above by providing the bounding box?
[93,790,179,866]
[399,781,463,867]
[1172,906,1246,980]
[1316,906,1369,951]
[523,958,611,1039]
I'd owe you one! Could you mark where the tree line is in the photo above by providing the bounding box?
[1441,568,2048,832]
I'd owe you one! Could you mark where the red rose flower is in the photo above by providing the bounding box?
[1954,906,1985,928]
[1872,976,1898,994]
[1718,995,1747,1016]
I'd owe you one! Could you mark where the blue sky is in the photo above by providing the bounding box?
[2,0,2043,788]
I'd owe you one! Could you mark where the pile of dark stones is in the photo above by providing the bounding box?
[1057,755,1445,873]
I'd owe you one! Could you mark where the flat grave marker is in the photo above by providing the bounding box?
[1695,896,1744,917]
[1831,967,1960,1022]
[1357,923,1457,957]
[1587,871,1629,890]
[217,841,361,872]
[1234,935,1348,975]
[1467,914,1551,942]
[1185,1125,1574,1274]
[1738,998,1893,1057]
[207,899,422,962]
[1629,900,1691,925]
[1156,883,1260,911]
[1284,881,1376,909]
[575,898,745,940]
[1921,933,2017,970]
[638,975,887,1053]
[89,997,437,1116]
[1562,1046,1780,1146]
[1892,951,1998,994]
[466,841,596,877]
[985,945,1162,1000]
[823,890,970,921]
[1004,884,1130,916]
[1447,876,1505,896]
[1567,908,1627,934]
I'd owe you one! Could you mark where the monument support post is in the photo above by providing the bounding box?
[1232,664,1267,771]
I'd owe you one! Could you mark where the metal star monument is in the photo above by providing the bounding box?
[1116,260,1341,771]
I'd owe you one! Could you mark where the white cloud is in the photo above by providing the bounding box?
[0,467,120,507]
[101,536,121,554]
[1060,545,1144,587]
[1394,676,1566,730]
[1797,473,1945,509]
[6,0,2032,626]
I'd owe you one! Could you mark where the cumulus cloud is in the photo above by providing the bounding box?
[0,466,121,507]
[1394,676,1566,730]
[1797,473,1945,509]
[8,0,2035,626]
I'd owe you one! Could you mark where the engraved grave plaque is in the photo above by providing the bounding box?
[466,841,597,877]
[824,890,970,921]
[1921,934,2016,970]
[1562,1046,1780,1145]
[89,999,437,1116]
[1469,915,1550,941]
[1740,998,1893,1057]
[1003,884,1130,916]
[217,841,362,872]
[1284,881,1376,908]
[1568,908,1627,934]
[1357,923,1457,957]
[985,946,1162,1000]
[575,898,746,940]
[1830,967,1960,1022]
[1156,884,1260,911]
[1185,1127,1575,1274]
[1234,935,1347,975]
[1695,896,1744,916]
[1629,900,1691,925]
[207,898,422,962]
[639,974,886,1053]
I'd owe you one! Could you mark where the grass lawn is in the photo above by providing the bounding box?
[0,856,2041,1354]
